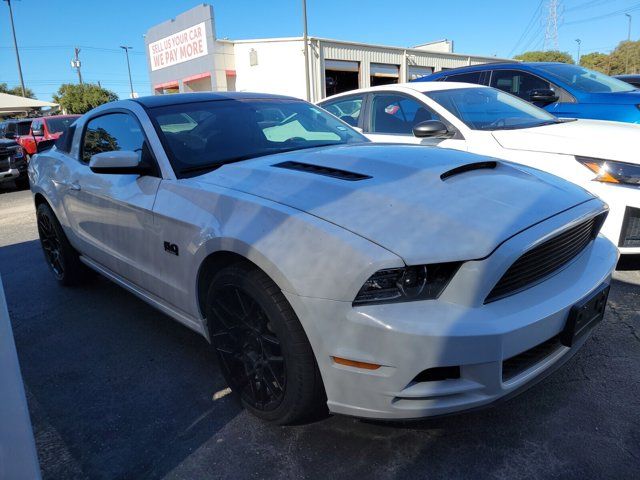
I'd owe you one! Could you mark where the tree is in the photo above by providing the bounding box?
[514,50,574,64]
[52,83,118,114]
[0,82,35,99]
[579,52,611,74]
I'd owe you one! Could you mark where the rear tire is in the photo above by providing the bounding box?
[206,262,326,424]
[36,203,87,286]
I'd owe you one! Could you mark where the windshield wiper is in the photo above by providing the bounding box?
[179,152,270,175]
[178,143,342,176]
[487,120,563,131]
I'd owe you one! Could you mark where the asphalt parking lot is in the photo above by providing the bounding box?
[1,184,639,480]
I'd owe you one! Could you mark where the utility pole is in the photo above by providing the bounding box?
[575,38,581,65]
[3,0,26,97]
[626,13,632,41]
[120,46,135,98]
[543,0,560,51]
[71,47,83,85]
[302,0,311,101]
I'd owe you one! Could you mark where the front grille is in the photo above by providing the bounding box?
[0,155,10,171]
[502,335,563,382]
[619,207,640,248]
[486,214,605,303]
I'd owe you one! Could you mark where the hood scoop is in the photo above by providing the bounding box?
[440,161,497,180]
[273,161,372,181]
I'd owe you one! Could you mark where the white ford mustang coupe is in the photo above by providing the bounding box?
[319,82,640,258]
[30,93,617,424]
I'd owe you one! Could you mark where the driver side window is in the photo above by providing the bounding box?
[370,94,443,135]
[490,70,552,100]
[81,113,146,164]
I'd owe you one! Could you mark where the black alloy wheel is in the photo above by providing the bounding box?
[206,263,326,424]
[37,208,65,280]
[209,285,286,411]
[36,203,86,286]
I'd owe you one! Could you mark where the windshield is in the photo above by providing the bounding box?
[148,98,368,176]
[46,116,79,134]
[535,64,635,93]
[425,87,559,130]
[13,121,32,136]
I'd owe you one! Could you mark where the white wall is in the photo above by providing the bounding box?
[234,40,307,99]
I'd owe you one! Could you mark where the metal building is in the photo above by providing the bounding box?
[146,4,513,102]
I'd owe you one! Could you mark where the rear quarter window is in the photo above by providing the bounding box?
[55,124,76,153]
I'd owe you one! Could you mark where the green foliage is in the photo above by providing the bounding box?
[514,50,575,64]
[578,41,640,75]
[0,82,36,99]
[52,83,118,114]
[579,52,611,74]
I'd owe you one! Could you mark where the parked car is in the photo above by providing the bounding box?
[416,62,640,124]
[319,82,640,257]
[0,116,79,161]
[0,137,28,189]
[614,74,640,89]
[25,115,80,157]
[30,92,617,424]
[0,118,31,148]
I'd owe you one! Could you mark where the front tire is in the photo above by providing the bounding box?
[36,203,86,286]
[206,262,326,424]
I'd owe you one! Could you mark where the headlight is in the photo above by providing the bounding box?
[353,262,462,306]
[576,156,640,185]
[11,147,23,158]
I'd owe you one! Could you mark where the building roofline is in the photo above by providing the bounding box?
[231,35,512,62]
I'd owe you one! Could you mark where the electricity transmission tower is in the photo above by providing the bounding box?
[543,0,561,51]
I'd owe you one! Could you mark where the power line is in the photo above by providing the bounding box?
[563,1,640,25]
[508,0,545,57]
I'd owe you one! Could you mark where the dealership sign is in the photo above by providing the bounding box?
[148,22,208,71]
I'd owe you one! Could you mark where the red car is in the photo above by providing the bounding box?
[21,115,80,157]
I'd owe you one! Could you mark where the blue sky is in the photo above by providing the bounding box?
[1,0,639,101]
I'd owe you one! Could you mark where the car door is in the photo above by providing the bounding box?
[60,110,162,292]
[489,69,576,115]
[364,92,466,149]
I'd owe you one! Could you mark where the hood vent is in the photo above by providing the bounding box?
[273,161,372,181]
[441,161,497,180]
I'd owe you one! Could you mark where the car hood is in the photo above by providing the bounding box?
[197,144,594,264]
[492,119,640,163]
[576,90,640,105]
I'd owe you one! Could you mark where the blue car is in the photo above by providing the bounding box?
[415,62,640,124]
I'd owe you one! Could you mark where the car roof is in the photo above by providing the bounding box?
[133,91,297,109]
[319,82,486,102]
[427,61,570,76]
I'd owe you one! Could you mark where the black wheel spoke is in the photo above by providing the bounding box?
[208,285,286,412]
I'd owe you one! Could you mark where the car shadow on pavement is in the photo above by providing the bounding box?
[0,239,243,480]
[2,238,639,480]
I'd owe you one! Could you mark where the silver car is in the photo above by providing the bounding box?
[30,93,617,424]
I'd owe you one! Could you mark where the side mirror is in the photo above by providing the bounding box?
[36,139,55,153]
[32,128,43,137]
[529,88,559,104]
[89,150,146,175]
[412,120,450,138]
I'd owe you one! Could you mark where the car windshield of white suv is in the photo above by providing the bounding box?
[425,87,562,131]
[148,98,368,176]
[535,64,635,93]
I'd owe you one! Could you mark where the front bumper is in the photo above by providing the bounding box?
[0,167,21,183]
[588,182,640,255]
[286,207,618,420]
